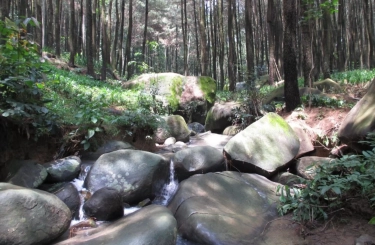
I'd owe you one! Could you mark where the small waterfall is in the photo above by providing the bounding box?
[153,160,179,206]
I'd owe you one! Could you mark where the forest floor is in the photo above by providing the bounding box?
[273,85,375,244]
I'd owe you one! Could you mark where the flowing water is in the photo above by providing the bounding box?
[153,160,179,206]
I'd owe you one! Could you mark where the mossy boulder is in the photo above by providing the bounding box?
[223,113,300,177]
[44,156,81,183]
[313,78,342,93]
[338,79,375,150]
[154,115,191,144]
[122,73,217,124]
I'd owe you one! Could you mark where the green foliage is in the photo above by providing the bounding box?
[300,94,347,108]
[277,133,375,223]
[331,69,375,84]
[0,18,57,137]
[216,90,234,102]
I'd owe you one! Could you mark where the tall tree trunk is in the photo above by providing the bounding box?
[301,0,313,87]
[0,0,11,20]
[267,0,276,85]
[111,0,119,66]
[86,0,94,77]
[141,0,149,62]
[193,0,200,75]
[125,0,133,80]
[283,0,300,111]
[68,0,76,67]
[245,0,255,86]
[181,0,188,76]
[117,0,125,75]
[101,0,110,80]
[55,0,61,57]
[364,0,375,68]
[227,0,236,91]
[199,0,208,76]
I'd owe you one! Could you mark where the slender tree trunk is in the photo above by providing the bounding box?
[55,0,61,57]
[301,0,313,87]
[245,0,255,86]
[364,0,375,68]
[86,0,94,77]
[117,0,125,75]
[111,0,119,66]
[283,0,300,111]
[227,0,236,91]
[142,0,149,62]
[218,0,225,89]
[193,0,200,75]
[125,0,133,80]
[68,0,76,67]
[267,0,276,85]
[101,0,110,80]
[199,0,208,76]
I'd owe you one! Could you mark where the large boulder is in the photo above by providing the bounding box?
[338,79,375,150]
[205,101,241,133]
[4,160,47,188]
[173,146,226,181]
[0,183,71,245]
[55,205,177,245]
[83,187,124,221]
[122,73,216,124]
[224,113,300,177]
[85,149,169,205]
[288,121,315,158]
[154,115,191,144]
[168,171,280,245]
[44,156,81,183]
[39,182,81,219]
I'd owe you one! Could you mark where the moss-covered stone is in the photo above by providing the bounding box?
[166,77,184,111]
[198,76,216,104]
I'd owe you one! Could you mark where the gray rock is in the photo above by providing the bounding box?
[173,146,225,181]
[224,113,300,177]
[205,101,241,133]
[187,122,205,133]
[189,131,232,151]
[39,182,81,219]
[271,171,304,186]
[83,187,124,221]
[0,183,71,245]
[356,234,375,245]
[4,160,47,188]
[45,156,81,183]
[295,156,333,179]
[155,115,191,144]
[168,171,280,245]
[55,205,177,245]
[338,79,375,150]
[288,121,315,158]
[223,125,242,136]
[85,149,169,205]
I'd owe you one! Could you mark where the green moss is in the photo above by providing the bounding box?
[166,77,184,111]
[268,112,292,135]
[198,76,217,103]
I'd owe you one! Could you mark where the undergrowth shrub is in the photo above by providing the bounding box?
[0,18,57,138]
[277,133,375,224]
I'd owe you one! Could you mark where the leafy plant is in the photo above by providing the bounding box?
[0,18,57,138]
[277,133,375,223]
[300,94,346,108]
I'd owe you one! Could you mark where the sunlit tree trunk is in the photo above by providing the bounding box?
[125,0,133,79]
[55,0,61,57]
[86,0,94,77]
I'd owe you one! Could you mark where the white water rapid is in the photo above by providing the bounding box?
[153,160,179,206]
